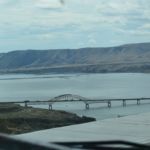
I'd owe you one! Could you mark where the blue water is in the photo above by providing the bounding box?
[0,73,150,120]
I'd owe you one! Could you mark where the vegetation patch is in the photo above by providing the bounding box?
[0,104,95,134]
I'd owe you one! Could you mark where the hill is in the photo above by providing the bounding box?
[0,42,150,73]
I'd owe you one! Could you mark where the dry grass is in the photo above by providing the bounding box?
[0,104,95,134]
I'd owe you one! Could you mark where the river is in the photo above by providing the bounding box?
[0,73,150,120]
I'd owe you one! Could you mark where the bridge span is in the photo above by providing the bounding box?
[1,94,150,110]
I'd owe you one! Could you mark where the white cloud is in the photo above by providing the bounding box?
[0,0,6,4]
[96,0,140,14]
[0,0,150,51]
[36,0,62,9]
[88,38,97,45]
[139,24,150,30]
[0,0,148,31]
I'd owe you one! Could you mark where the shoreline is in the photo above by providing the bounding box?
[0,104,95,134]
[16,112,150,144]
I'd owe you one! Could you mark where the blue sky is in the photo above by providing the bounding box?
[0,0,150,52]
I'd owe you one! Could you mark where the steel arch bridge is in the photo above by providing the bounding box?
[7,94,148,110]
[51,94,87,101]
[50,94,98,110]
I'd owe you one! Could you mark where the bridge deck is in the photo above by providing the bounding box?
[0,97,150,110]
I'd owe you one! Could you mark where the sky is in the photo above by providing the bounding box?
[0,0,150,52]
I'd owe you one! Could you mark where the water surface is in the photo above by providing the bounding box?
[0,73,150,120]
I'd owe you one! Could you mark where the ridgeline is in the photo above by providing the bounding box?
[0,42,150,74]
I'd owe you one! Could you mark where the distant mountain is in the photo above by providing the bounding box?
[0,42,150,74]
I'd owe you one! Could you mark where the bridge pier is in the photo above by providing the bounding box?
[24,101,29,108]
[49,104,53,110]
[85,103,89,110]
[107,101,111,108]
[137,99,140,105]
[123,100,126,107]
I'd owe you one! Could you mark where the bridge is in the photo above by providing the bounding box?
[1,94,150,110]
